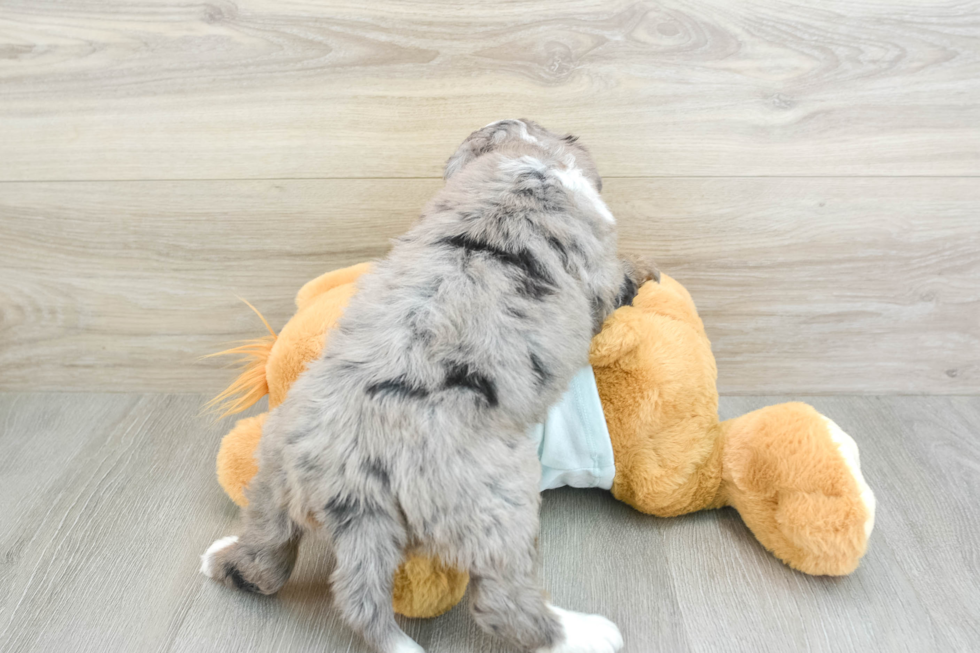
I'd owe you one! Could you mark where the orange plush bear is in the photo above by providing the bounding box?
[210,263,875,618]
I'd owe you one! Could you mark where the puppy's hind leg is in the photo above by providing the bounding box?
[467,502,622,652]
[200,468,301,596]
[328,499,423,653]
[469,555,623,653]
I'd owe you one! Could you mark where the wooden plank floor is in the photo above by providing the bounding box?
[1,393,977,652]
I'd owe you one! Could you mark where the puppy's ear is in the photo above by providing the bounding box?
[616,255,660,307]
[444,124,509,179]
[614,273,638,309]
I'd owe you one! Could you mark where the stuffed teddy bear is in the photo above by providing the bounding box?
[209,262,875,618]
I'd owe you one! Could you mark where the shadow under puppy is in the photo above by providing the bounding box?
[201,119,647,653]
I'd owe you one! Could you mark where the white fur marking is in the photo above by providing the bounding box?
[483,118,516,129]
[536,604,623,653]
[553,166,615,224]
[822,416,877,539]
[515,120,540,144]
[481,119,540,144]
[391,634,426,653]
[199,535,238,577]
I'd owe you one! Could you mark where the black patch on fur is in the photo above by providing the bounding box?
[476,138,496,156]
[514,263,556,300]
[361,457,391,491]
[325,494,383,537]
[444,361,498,407]
[546,236,571,272]
[408,323,433,345]
[366,376,429,400]
[562,134,579,144]
[406,308,434,345]
[440,234,556,300]
[226,565,261,594]
[529,352,550,385]
[590,295,606,334]
[615,273,639,308]
[514,169,547,196]
[324,495,357,535]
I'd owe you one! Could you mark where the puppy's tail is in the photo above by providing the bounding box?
[204,298,277,418]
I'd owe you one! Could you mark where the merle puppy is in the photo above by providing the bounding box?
[201,120,638,653]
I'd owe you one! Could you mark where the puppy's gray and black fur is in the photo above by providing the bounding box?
[202,120,628,653]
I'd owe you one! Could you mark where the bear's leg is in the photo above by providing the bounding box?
[719,402,876,575]
[392,553,469,618]
[216,413,267,507]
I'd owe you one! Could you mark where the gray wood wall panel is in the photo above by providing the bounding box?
[2,179,977,394]
[2,1,979,180]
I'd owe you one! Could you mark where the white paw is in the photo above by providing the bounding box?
[823,416,877,539]
[199,535,238,577]
[390,633,425,653]
[537,604,623,653]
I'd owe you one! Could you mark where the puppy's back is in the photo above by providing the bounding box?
[315,149,621,436]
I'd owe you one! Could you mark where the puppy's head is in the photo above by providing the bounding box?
[444,119,602,192]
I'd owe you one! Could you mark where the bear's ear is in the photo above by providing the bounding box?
[296,262,373,310]
[589,310,642,367]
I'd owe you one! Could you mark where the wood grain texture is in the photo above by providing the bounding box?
[0,393,977,652]
[1,178,977,394]
[1,0,979,180]
[612,178,980,394]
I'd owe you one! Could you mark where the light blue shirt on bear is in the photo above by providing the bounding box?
[528,366,616,491]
